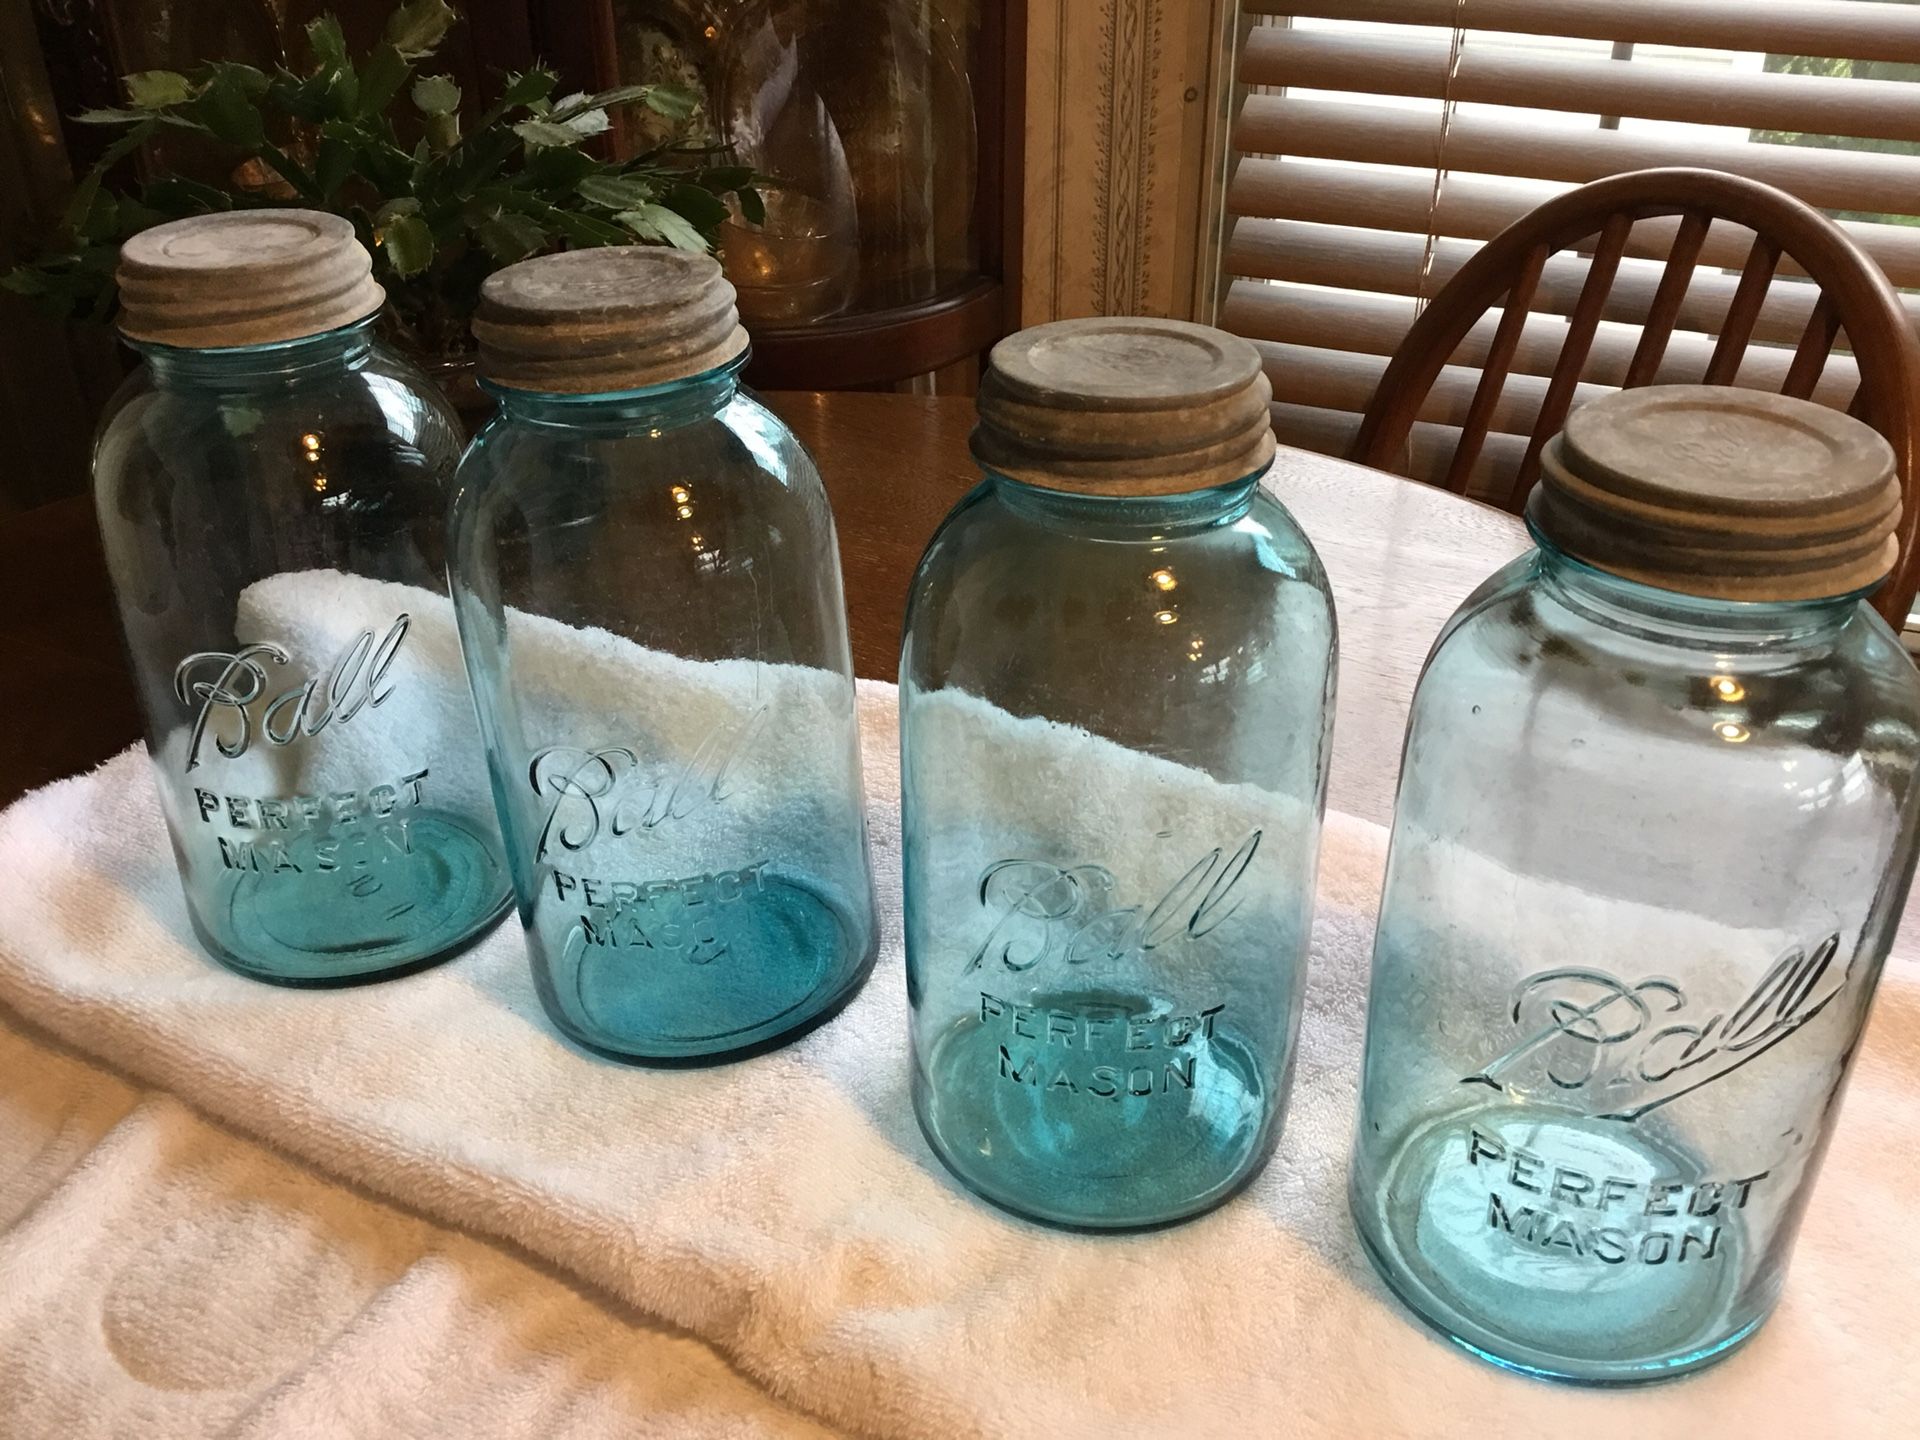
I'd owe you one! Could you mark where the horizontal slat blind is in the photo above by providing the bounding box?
[1237,98,1920,218]
[1222,2,1920,497]
[1242,29,1920,140]
[1268,0,1920,64]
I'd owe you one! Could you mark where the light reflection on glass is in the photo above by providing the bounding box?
[301,432,326,492]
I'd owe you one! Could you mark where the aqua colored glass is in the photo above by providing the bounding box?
[1350,531,1920,1383]
[93,319,512,984]
[901,470,1338,1228]
[448,357,878,1063]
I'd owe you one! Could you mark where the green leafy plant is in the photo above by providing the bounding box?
[5,0,763,356]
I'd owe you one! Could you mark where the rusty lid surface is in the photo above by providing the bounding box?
[971,318,1276,496]
[1531,385,1900,601]
[118,210,384,348]
[474,247,748,394]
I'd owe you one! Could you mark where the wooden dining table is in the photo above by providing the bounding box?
[0,392,1531,825]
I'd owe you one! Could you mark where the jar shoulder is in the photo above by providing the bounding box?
[1414,564,1920,776]
[911,483,1332,598]
[903,481,1337,712]
[94,347,462,506]
[455,389,824,506]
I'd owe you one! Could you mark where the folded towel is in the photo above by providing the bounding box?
[0,1012,831,1437]
[224,570,863,875]
[1,682,1916,1437]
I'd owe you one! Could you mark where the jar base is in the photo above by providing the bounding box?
[912,989,1280,1230]
[1351,1105,1766,1383]
[196,809,511,987]
[532,868,877,1065]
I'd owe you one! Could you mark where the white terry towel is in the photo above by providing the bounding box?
[235,569,863,888]
[0,1013,833,1437]
[1,682,1917,1437]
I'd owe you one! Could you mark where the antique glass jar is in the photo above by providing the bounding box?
[449,247,876,1063]
[93,211,510,985]
[901,319,1337,1228]
[1350,387,1920,1382]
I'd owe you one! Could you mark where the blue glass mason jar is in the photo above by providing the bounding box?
[449,247,877,1063]
[93,211,510,985]
[1351,387,1920,1382]
[902,319,1337,1228]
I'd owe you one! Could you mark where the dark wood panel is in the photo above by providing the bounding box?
[744,280,1005,390]
[1,0,126,512]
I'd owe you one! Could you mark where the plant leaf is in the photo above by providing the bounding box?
[358,43,410,117]
[375,207,434,277]
[117,193,167,231]
[142,175,240,214]
[737,185,766,227]
[495,70,556,110]
[323,64,359,118]
[642,84,698,120]
[412,73,460,116]
[321,119,414,191]
[268,71,332,123]
[75,187,120,243]
[306,16,348,71]
[662,181,729,230]
[696,164,754,191]
[525,144,596,187]
[557,84,667,118]
[183,71,267,147]
[616,203,708,251]
[314,135,356,196]
[476,211,548,263]
[73,108,148,125]
[61,121,155,234]
[563,108,609,138]
[508,201,628,246]
[512,118,585,149]
[385,0,456,60]
[575,173,655,210]
[124,70,193,109]
[211,62,271,98]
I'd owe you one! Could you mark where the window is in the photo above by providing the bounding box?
[1217,0,1920,496]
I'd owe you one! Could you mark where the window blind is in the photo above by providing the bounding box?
[1221,0,1920,495]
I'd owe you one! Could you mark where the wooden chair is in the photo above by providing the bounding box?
[1351,168,1920,624]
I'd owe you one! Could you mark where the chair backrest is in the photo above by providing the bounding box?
[1351,168,1920,624]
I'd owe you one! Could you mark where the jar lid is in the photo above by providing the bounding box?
[117,210,385,348]
[970,318,1276,496]
[1531,385,1902,602]
[473,248,748,394]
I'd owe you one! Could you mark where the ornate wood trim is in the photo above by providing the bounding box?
[1020,0,1229,324]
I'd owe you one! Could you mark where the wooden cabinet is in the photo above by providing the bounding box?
[0,0,1026,509]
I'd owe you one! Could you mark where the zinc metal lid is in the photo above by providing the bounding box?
[1531,385,1902,602]
[117,210,385,348]
[473,247,749,395]
[970,318,1276,496]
